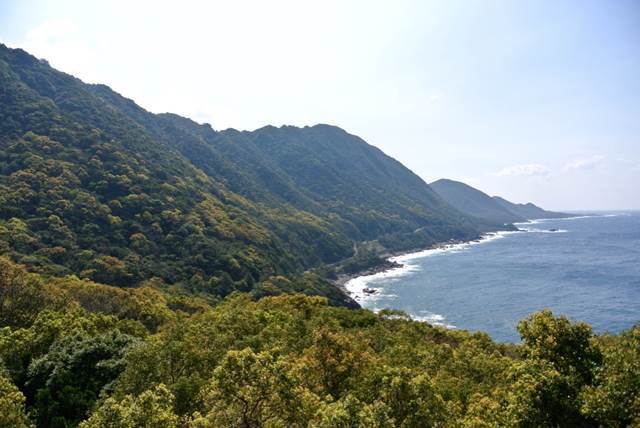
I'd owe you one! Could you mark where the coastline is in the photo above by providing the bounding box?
[332,240,465,288]
[335,230,517,296]
[333,212,637,340]
[336,213,601,306]
[339,213,603,308]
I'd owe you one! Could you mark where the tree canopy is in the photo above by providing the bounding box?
[0,258,637,427]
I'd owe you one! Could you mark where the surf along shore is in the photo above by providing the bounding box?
[339,231,518,303]
[336,215,593,302]
[339,214,598,307]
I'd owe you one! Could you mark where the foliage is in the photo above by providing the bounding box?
[0,257,59,328]
[0,43,638,428]
[0,371,33,428]
[518,310,601,384]
[26,330,139,427]
[0,260,637,427]
[193,348,300,427]
[581,326,640,427]
[0,43,485,306]
[78,384,179,428]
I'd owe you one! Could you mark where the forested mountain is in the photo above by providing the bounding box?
[431,179,569,226]
[86,68,482,249]
[1,44,637,428]
[0,44,482,303]
[431,179,525,226]
[492,196,570,220]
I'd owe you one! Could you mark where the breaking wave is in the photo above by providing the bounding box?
[344,231,517,304]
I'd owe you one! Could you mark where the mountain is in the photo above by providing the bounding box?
[0,44,485,304]
[492,196,570,220]
[430,179,525,226]
[0,45,634,428]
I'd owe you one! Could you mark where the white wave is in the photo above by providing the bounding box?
[518,227,568,233]
[520,218,545,225]
[344,263,420,303]
[411,311,456,329]
[359,307,456,329]
[391,231,517,263]
[515,214,622,229]
[345,231,517,303]
[519,214,622,225]
[558,215,602,220]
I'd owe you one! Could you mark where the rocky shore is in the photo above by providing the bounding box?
[333,258,403,287]
[332,237,480,290]
[333,228,526,298]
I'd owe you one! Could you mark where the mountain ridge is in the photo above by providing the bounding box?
[0,43,490,304]
[492,196,570,220]
[431,178,570,226]
[430,178,526,226]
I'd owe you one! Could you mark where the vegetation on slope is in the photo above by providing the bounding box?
[492,196,570,220]
[431,179,525,226]
[3,44,635,427]
[0,43,485,303]
[0,257,638,427]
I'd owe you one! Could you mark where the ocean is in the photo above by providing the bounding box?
[345,212,640,342]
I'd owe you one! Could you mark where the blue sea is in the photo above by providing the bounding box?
[345,212,640,342]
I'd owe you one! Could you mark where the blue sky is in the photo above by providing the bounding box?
[1,0,639,210]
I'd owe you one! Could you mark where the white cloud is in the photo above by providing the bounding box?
[426,95,441,103]
[491,164,551,177]
[562,155,604,171]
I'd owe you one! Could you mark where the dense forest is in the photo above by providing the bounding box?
[0,43,490,305]
[1,257,638,427]
[1,44,638,427]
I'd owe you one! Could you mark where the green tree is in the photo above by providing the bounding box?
[581,325,640,427]
[0,371,33,428]
[26,330,139,427]
[461,394,508,428]
[517,310,601,384]
[516,310,602,426]
[295,327,375,399]
[310,395,394,428]
[194,348,300,427]
[367,367,447,427]
[503,359,572,427]
[0,257,53,328]
[79,384,179,428]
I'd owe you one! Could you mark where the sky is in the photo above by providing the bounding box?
[1,0,639,210]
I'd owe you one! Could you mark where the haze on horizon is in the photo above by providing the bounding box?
[1,0,639,211]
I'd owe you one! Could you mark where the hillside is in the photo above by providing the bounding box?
[492,196,570,220]
[430,179,525,226]
[86,79,482,248]
[0,44,483,303]
[0,44,637,428]
[1,256,637,427]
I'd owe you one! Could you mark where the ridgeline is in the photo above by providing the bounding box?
[0,44,637,427]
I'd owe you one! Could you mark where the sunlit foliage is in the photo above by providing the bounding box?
[0,259,637,427]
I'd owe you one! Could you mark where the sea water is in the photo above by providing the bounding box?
[345,212,640,342]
